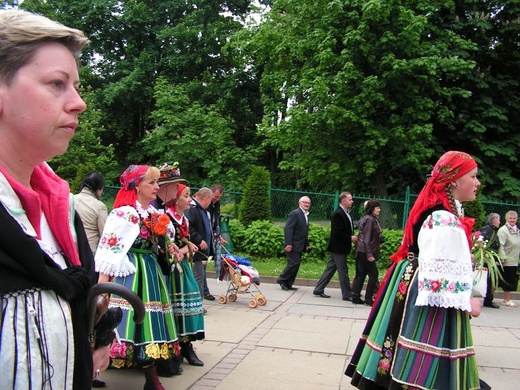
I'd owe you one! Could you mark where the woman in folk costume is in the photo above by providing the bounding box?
[0,10,112,388]
[156,163,205,367]
[346,151,486,390]
[96,164,178,390]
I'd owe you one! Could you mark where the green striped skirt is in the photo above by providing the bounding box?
[167,257,205,340]
[347,259,480,389]
[109,248,178,367]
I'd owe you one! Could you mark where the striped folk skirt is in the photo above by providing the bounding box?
[167,257,205,340]
[346,258,481,390]
[1,288,74,389]
[109,248,178,367]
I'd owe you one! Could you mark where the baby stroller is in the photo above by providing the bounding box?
[218,253,267,308]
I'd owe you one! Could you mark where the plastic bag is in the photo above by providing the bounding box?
[472,268,488,297]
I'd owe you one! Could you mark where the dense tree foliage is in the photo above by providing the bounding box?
[238,0,519,198]
[6,0,519,201]
[19,0,263,185]
[444,1,520,200]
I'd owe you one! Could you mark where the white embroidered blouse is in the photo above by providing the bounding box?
[415,209,473,312]
[94,202,175,278]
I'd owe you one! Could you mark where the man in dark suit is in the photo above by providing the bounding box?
[313,191,357,300]
[277,196,312,290]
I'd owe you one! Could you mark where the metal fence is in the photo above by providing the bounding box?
[103,185,520,230]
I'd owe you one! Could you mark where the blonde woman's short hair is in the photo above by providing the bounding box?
[144,167,161,181]
[0,10,89,84]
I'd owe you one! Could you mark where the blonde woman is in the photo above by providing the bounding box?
[0,10,98,389]
[497,210,520,307]
[96,165,178,390]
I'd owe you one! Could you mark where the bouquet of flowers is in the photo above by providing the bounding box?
[472,230,503,290]
[142,213,180,272]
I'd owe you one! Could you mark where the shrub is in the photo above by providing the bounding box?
[229,219,247,252]
[220,202,236,217]
[377,229,404,270]
[238,166,271,226]
[242,220,285,257]
[463,195,485,229]
[302,223,330,263]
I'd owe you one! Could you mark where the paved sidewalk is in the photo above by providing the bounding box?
[102,278,520,390]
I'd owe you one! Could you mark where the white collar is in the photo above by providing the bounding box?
[0,171,37,237]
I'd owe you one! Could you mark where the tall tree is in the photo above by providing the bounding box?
[20,0,264,186]
[439,0,520,200]
[241,0,482,194]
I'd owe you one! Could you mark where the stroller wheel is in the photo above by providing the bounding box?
[258,297,267,306]
[249,299,259,308]
[218,295,227,304]
[228,293,237,302]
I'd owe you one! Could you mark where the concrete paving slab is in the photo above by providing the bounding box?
[477,366,519,390]
[289,301,370,320]
[471,327,520,348]
[257,316,348,354]
[471,305,520,328]
[475,344,520,369]
[203,304,269,343]
[215,348,346,390]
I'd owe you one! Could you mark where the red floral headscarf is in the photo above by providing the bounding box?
[390,151,477,262]
[113,165,150,208]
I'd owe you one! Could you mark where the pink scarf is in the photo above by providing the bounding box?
[0,164,81,266]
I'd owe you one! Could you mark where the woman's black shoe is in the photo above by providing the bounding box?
[181,342,204,366]
[156,354,184,377]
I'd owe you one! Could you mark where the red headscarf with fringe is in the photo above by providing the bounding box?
[390,151,477,262]
[166,184,190,239]
[113,165,150,208]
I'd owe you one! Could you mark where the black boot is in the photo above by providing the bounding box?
[143,364,166,390]
[180,341,204,366]
[156,353,183,377]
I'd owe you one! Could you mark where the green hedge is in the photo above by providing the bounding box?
[229,218,404,267]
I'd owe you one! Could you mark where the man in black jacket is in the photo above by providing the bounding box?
[313,192,357,301]
[277,196,312,290]
[184,187,213,302]
[203,184,225,301]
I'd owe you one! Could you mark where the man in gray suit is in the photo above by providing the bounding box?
[277,196,312,290]
[313,192,357,301]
